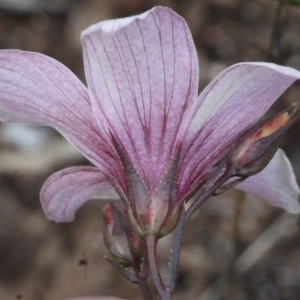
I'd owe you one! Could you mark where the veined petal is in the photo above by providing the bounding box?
[236,149,300,213]
[0,50,115,170]
[41,166,113,222]
[179,62,300,199]
[81,6,198,192]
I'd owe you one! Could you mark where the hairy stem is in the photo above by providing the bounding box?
[132,259,154,300]
[166,209,186,292]
[185,167,232,223]
[146,236,172,300]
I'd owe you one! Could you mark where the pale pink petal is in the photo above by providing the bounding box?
[178,62,300,199]
[0,50,115,170]
[236,149,300,213]
[81,6,198,193]
[41,166,113,222]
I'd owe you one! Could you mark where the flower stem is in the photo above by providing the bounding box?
[146,236,172,300]
[132,260,154,300]
[166,209,185,292]
[185,167,232,223]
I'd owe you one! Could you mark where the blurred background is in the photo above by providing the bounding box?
[0,0,300,299]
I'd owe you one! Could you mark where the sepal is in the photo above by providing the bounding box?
[105,256,138,283]
[103,203,145,267]
[111,134,183,238]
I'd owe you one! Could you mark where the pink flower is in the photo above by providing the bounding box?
[0,7,299,235]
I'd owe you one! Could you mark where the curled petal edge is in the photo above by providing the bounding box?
[40,166,114,222]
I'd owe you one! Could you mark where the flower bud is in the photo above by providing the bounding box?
[212,104,299,195]
[230,104,298,176]
[103,203,145,267]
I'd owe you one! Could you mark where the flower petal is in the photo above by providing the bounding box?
[236,149,300,213]
[81,6,198,192]
[179,62,300,199]
[0,50,115,170]
[41,166,113,222]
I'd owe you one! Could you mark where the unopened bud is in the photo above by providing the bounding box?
[103,203,145,267]
[212,104,299,195]
[231,104,298,176]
